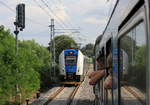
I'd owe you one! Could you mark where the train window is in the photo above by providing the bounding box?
[119,22,147,105]
[65,56,77,65]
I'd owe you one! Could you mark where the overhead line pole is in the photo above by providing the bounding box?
[49,19,56,77]
[53,19,56,76]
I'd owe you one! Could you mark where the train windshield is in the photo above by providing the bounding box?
[65,56,77,65]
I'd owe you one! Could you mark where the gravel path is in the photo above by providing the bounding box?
[71,65,95,105]
[48,87,75,105]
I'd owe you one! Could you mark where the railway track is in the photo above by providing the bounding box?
[123,86,145,105]
[42,85,80,105]
[67,85,80,105]
[43,86,65,105]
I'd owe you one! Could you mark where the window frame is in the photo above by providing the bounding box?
[118,6,149,105]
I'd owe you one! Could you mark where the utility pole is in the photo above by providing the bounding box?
[49,19,56,77]
[48,20,80,79]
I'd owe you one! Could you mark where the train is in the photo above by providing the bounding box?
[93,0,150,105]
[59,49,89,84]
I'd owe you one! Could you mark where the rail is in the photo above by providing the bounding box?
[67,85,80,105]
[43,86,65,105]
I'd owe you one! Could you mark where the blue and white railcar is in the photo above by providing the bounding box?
[59,49,88,82]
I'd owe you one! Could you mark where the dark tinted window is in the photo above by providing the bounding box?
[119,22,146,105]
[65,56,77,65]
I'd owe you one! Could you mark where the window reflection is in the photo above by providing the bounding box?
[119,22,146,105]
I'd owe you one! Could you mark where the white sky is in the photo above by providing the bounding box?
[0,0,117,46]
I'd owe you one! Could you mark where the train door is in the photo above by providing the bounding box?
[118,4,148,105]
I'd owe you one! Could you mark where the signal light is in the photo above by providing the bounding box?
[69,51,73,54]
[16,3,25,30]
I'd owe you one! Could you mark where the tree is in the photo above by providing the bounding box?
[0,25,16,105]
[0,25,51,104]
[19,40,51,91]
[52,35,78,63]
[81,43,94,57]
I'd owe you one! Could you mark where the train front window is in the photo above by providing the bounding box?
[65,56,77,65]
[119,22,147,105]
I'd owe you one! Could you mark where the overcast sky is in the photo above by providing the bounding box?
[0,0,116,46]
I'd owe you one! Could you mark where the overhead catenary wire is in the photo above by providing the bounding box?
[0,1,14,12]
[0,0,85,47]
[38,0,77,35]
[51,32,85,47]
[0,1,47,27]
[40,0,70,28]
[45,0,75,28]
[33,0,65,29]
[0,0,68,29]
[0,0,83,42]
[33,0,52,18]
[33,0,68,29]
[34,0,78,34]
[57,0,76,28]
[51,37,85,52]
[34,0,81,46]
[56,0,62,4]
[45,0,60,11]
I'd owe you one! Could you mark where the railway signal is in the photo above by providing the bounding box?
[14,3,25,53]
[16,3,25,30]
[13,3,25,104]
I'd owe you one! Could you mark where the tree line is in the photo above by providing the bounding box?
[0,25,94,105]
[0,25,51,105]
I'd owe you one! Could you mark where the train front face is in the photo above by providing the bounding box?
[64,49,78,81]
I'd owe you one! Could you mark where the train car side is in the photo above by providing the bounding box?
[93,0,150,105]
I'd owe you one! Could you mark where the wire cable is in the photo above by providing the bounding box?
[46,0,75,28]
[0,1,47,27]
[57,0,62,4]
[33,0,66,29]
[40,0,70,28]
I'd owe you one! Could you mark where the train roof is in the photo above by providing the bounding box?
[100,0,146,46]
[94,35,103,52]
[64,49,78,52]
[95,35,103,45]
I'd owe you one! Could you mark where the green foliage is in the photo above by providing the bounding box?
[0,25,51,105]
[19,40,51,93]
[134,45,146,90]
[0,26,16,105]
[81,43,94,57]
[53,35,78,63]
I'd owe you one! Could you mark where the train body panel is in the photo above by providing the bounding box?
[59,51,66,76]
[76,50,84,75]
[93,0,150,105]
